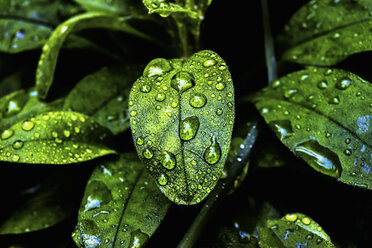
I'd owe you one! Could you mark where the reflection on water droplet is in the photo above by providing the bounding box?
[136,137,144,145]
[155,93,166,102]
[171,72,195,93]
[22,120,34,131]
[284,89,298,99]
[268,120,294,140]
[158,174,168,186]
[189,93,207,108]
[204,135,221,165]
[215,82,225,91]
[130,110,137,116]
[143,148,153,159]
[216,108,223,116]
[12,140,23,149]
[140,84,151,93]
[302,217,311,225]
[129,229,150,248]
[143,58,172,77]
[294,140,342,178]
[336,78,351,90]
[317,81,328,89]
[285,213,298,222]
[12,154,20,162]
[162,151,176,170]
[1,129,14,140]
[203,59,216,67]
[84,181,113,212]
[329,96,340,104]
[343,148,352,156]
[180,116,199,141]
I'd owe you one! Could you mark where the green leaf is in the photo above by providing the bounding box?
[72,153,171,248]
[0,111,115,164]
[64,66,141,135]
[258,213,336,247]
[35,12,153,100]
[129,50,235,205]
[279,0,372,65]
[250,67,372,188]
[74,0,146,17]
[142,0,199,18]
[0,88,63,128]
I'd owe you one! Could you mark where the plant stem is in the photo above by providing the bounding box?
[261,0,277,84]
[176,121,259,248]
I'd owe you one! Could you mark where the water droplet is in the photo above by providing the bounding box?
[335,78,352,90]
[3,93,28,117]
[84,181,113,212]
[189,93,207,108]
[345,138,351,144]
[272,80,281,88]
[140,84,151,93]
[294,140,342,178]
[216,108,223,116]
[285,213,298,222]
[317,81,328,89]
[22,120,34,131]
[130,110,137,116]
[129,229,150,248]
[329,96,341,104]
[161,151,176,170]
[284,89,298,99]
[12,140,23,150]
[136,137,144,145]
[203,59,216,67]
[143,58,172,77]
[12,154,20,162]
[155,93,166,102]
[204,135,221,165]
[268,120,294,140]
[143,148,153,159]
[158,174,168,186]
[305,234,314,240]
[302,217,311,225]
[344,148,352,156]
[171,72,195,93]
[215,82,225,91]
[180,116,199,141]
[1,129,14,140]
[64,130,71,138]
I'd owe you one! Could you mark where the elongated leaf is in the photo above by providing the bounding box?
[64,66,141,135]
[142,0,198,18]
[279,0,372,65]
[72,153,171,248]
[250,67,372,188]
[129,50,235,205]
[0,111,115,164]
[0,88,63,129]
[35,12,153,100]
[258,213,336,247]
[74,0,146,17]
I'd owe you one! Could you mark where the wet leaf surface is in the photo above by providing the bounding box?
[72,153,170,248]
[279,0,372,65]
[129,50,234,205]
[0,111,115,164]
[258,213,336,247]
[35,12,153,100]
[250,67,372,188]
[64,65,142,135]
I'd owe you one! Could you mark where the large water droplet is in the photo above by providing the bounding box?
[143,148,153,159]
[203,59,216,67]
[294,140,342,178]
[268,120,294,140]
[171,72,195,93]
[335,78,352,90]
[162,151,176,170]
[22,120,34,131]
[3,92,28,117]
[180,116,199,141]
[83,181,113,212]
[143,58,172,77]
[158,174,168,186]
[155,93,166,102]
[129,229,150,248]
[204,136,221,165]
[189,93,207,108]
[1,129,14,140]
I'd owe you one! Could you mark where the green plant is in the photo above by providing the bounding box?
[0,0,371,247]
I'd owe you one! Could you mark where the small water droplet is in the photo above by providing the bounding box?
[162,151,176,170]
[345,138,351,144]
[136,137,144,145]
[140,84,151,93]
[143,148,153,159]
[294,140,342,178]
[317,81,328,89]
[335,77,352,90]
[216,108,223,116]
[22,120,34,131]
[64,130,71,138]
[155,93,166,102]
[302,217,311,225]
[204,135,221,165]
[12,154,20,162]
[343,148,352,156]
[180,116,199,141]
[12,140,23,150]
[158,174,168,186]
[215,82,225,91]
[130,110,137,116]
[268,120,294,140]
[329,96,341,104]
[284,89,298,99]
[189,93,207,108]
[203,59,216,67]
[1,129,14,140]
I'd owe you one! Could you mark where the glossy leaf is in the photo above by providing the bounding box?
[64,66,141,135]
[74,0,146,17]
[72,153,171,248]
[279,0,372,65]
[0,111,115,164]
[142,0,198,18]
[0,88,63,129]
[129,50,234,205]
[250,67,372,188]
[35,12,153,100]
[258,213,336,247]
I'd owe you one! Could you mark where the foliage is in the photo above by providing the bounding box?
[0,0,371,247]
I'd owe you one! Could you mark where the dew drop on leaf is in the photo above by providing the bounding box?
[21,120,34,131]
[317,81,328,89]
[171,72,195,93]
[189,93,207,108]
[1,129,14,140]
[294,140,342,178]
[158,174,168,186]
[203,59,216,68]
[335,78,352,90]
[143,148,154,159]
[143,58,173,78]
[268,120,294,140]
[161,151,176,170]
[204,135,221,165]
[179,116,200,141]
[12,140,24,150]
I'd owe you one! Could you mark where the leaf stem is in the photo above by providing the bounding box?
[176,121,259,248]
[261,0,277,84]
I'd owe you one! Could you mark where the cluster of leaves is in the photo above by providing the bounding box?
[0,0,371,247]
